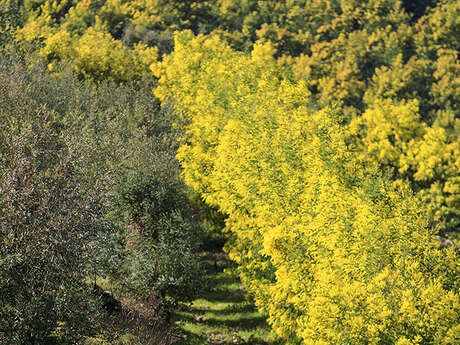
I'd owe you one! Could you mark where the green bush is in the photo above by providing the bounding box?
[0,55,104,344]
[0,54,203,343]
[105,93,204,305]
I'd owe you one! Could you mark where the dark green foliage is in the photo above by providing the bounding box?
[122,24,174,57]
[0,53,203,343]
[402,0,438,21]
[0,1,22,45]
[110,100,204,303]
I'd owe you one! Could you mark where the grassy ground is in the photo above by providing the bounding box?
[84,236,281,345]
[172,250,281,345]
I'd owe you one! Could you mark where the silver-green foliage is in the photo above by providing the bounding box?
[0,56,104,344]
[0,55,203,343]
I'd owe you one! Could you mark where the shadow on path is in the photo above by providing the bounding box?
[172,251,281,345]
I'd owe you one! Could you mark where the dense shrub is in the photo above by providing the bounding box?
[0,54,203,343]
[154,32,459,345]
[0,55,104,344]
[108,95,204,305]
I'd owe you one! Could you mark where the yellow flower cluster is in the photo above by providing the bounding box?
[155,32,459,344]
[352,98,460,234]
[16,0,157,82]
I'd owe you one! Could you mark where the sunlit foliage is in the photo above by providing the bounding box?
[154,32,459,345]
[2,1,459,343]
[17,0,157,82]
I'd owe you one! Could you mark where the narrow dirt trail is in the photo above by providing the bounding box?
[172,251,280,345]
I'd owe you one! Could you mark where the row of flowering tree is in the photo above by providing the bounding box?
[154,31,459,345]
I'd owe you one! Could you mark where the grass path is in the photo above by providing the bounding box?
[172,251,281,345]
